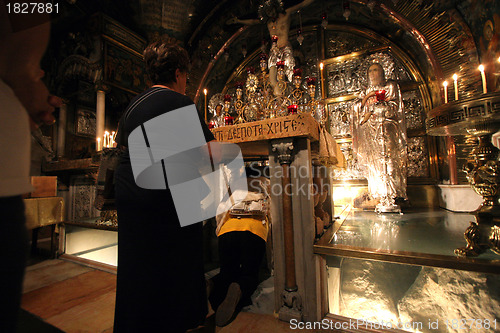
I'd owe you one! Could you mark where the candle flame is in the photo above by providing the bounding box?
[443,81,448,87]
[320,62,324,70]
[203,88,207,95]
[453,74,458,81]
[478,64,485,72]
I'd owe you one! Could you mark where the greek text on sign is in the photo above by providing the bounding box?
[211,114,320,143]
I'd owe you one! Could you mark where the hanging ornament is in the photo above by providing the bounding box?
[297,29,304,45]
[297,10,304,45]
[321,12,328,29]
[241,43,247,58]
[261,39,267,53]
[367,0,376,12]
[343,1,351,21]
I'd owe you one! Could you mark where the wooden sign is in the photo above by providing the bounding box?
[211,113,320,144]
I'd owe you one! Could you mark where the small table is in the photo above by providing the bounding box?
[24,197,64,257]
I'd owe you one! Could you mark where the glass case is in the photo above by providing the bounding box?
[315,207,500,333]
[63,219,118,267]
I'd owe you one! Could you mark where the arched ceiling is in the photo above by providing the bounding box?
[51,0,498,108]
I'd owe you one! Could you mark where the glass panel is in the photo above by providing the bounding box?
[326,256,500,333]
[329,209,498,260]
[65,224,118,266]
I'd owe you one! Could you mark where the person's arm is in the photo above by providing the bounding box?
[226,16,260,25]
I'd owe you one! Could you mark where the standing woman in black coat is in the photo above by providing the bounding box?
[113,42,215,332]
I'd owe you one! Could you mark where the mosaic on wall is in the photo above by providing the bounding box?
[403,91,425,130]
[69,175,100,221]
[104,41,149,94]
[407,136,430,178]
[325,31,378,58]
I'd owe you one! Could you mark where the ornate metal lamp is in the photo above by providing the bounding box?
[427,92,500,256]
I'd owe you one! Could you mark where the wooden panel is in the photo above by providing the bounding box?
[43,158,98,173]
[30,176,57,198]
[290,138,323,322]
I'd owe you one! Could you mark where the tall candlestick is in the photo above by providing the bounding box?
[443,81,448,103]
[479,65,487,94]
[203,88,208,123]
[97,137,101,151]
[453,74,458,101]
[319,62,325,99]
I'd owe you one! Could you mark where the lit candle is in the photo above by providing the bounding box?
[375,89,386,102]
[203,88,208,123]
[97,137,101,151]
[287,104,298,115]
[111,131,116,147]
[453,74,458,101]
[319,62,325,98]
[479,65,487,94]
[104,131,109,148]
[443,81,448,103]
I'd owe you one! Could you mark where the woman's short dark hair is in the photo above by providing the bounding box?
[143,42,190,85]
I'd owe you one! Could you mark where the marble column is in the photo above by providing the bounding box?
[271,138,303,322]
[96,90,106,150]
[57,103,67,158]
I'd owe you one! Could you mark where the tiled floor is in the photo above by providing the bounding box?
[21,259,326,333]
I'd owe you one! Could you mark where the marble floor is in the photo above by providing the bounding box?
[21,259,330,333]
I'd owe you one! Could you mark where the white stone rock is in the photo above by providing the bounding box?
[398,267,500,333]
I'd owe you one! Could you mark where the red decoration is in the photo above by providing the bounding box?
[293,68,303,77]
[246,67,255,74]
[224,94,232,102]
[208,121,215,129]
[375,89,386,102]
[224,115,234,125]
[272,35,278,43]
[306,77,317,86]
[276,61,285,69]
[287,105,298,115]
